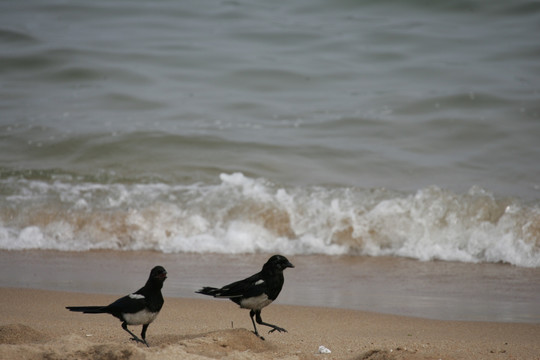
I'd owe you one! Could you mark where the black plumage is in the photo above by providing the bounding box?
[197,255,294,339]
[66,265,167,347]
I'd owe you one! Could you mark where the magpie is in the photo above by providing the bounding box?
[66,265,167,347]
[196,255,294,340]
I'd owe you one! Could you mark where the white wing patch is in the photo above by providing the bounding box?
[240,294,273,310]
[129,293,145,300]
[123,309,159,325]
[254,279,265,285]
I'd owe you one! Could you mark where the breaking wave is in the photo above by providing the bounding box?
[1,173,539,267]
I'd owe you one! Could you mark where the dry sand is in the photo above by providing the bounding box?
[1,288,539,360]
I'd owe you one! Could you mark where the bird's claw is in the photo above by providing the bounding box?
[130,337,149,347]
[268,326,287,334]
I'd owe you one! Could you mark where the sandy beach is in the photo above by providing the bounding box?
[2,1,540,359]
[1,287,539,360]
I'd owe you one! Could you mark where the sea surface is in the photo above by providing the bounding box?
[1,0,539,321]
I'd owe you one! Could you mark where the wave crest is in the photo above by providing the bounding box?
[1,173,538,267]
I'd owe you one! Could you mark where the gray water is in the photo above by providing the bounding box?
[1,1,539,266]
[2,0,539,194]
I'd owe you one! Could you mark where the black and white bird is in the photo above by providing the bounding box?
[196,255,294,340]
[66,265,167,347]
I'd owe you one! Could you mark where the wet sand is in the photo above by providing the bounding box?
[1,287,539,360]
[1,250,539,322]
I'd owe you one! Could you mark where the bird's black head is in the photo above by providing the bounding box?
[263,255,295,272]
[149,266,167,283]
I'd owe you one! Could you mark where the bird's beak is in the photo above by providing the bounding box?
[286,261,295,268]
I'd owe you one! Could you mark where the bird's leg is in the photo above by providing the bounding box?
[255,311,287,334]
[249,310,264,340]
[122,322,149,347]
[140,324,150,347]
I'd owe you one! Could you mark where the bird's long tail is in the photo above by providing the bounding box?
[66,306,106,314]
[196,287,220,297]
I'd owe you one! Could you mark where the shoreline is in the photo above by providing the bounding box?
[1,287,539,360]
[1,250,539,323]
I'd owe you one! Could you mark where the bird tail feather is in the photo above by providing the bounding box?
[196,287,221,297]
[196,287,243,299]
[66,306,106,314]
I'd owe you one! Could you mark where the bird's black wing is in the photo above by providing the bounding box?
[102,292,147,315]
[200,272,267,299]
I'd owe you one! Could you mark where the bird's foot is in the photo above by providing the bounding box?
[252,331,265,341]
[268,326,287,334]
[130,336,149,347]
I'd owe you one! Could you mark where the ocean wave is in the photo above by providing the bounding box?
[1,173,538,267]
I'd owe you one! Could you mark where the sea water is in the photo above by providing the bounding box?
[1,0,539,320]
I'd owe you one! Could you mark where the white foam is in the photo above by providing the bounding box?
[1,174,539,267]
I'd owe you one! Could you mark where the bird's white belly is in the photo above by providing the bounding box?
[123,309,158,325]
[240,294,273,310]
